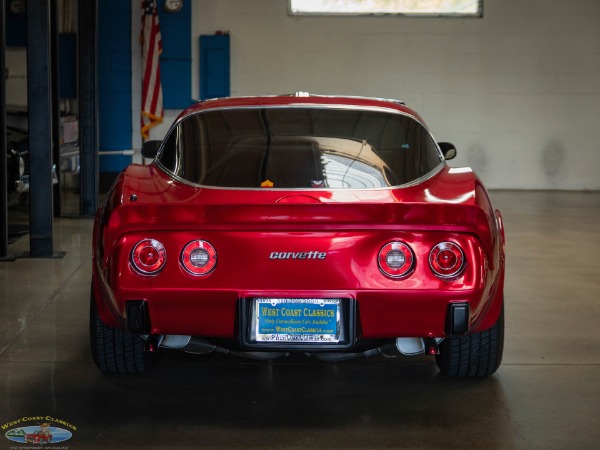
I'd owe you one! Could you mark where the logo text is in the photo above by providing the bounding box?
[269,251,326,260]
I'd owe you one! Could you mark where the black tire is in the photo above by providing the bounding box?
[436,305,504,377]
[90,288,155,374]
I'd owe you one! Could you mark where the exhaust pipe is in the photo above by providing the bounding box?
[396,337,443,355]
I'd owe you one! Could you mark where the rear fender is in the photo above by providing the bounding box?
[91,272,122,328]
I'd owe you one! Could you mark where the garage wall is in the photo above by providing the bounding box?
[188,0,600,190]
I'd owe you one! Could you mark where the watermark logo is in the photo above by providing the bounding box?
[3,416,76,447]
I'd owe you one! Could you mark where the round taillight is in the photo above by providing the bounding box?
[131,239,166,275]
[429,242,465,280]
[378,241,415,279]
[180,240,217,276]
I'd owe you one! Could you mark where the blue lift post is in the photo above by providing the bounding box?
[26,0,62,258]
[78,0,98,217]
[0,0,14,261]
[51,1,62,218]
[2,0,70,260]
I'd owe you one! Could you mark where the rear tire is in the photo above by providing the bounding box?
[436,304,504,377]
[90,287,155,373]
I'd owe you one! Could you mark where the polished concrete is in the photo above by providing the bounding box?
[1,191,599,449]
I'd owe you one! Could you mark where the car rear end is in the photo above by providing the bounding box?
[91,95,504,375]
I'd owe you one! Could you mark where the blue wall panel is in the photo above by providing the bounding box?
[97,0,192,174]
[98,1,132,172]
[161,60,192,108]
[200,35,230,100]
[100,155,133,173]
[158,0,192,109]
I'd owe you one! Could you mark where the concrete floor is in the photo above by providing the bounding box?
[1,190,599,449]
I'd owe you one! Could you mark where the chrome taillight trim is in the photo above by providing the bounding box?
[378,241,415,279]
[429,241,466,280]
[130,238,167,276]
[180,240,218,276]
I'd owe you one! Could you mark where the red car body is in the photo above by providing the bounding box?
[26,432,52,444]
[91,94,505,376]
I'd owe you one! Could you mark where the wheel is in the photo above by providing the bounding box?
[90,287,155,373]
[436,304,504,377]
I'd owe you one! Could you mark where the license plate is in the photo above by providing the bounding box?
[252,298,342,343]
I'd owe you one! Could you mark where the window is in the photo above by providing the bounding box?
[289,0,482,17]
[158,107,443,189]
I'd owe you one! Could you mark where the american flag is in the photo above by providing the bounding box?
[140,0,163,139]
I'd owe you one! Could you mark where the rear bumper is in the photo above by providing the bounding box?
[93,272,501,342]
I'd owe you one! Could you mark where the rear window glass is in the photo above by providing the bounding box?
[158,107,442,189]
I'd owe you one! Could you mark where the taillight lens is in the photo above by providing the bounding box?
[429,242,465,280]
[180,240,217,276]
[131,239,166,275]
[378,241,415,279]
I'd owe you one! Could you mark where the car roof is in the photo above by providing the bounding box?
[178,93,427,126]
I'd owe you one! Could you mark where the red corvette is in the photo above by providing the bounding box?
[91,94,505,376]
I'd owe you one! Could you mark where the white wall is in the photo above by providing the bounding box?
[187,0,600,190]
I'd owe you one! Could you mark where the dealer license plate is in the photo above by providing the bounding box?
[252,298,342,343]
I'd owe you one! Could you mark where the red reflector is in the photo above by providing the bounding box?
[437,249,458,269]
[180,240,217,276]
[131,239,166,275]
[378,241,415,279]
[429,242,465,280]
